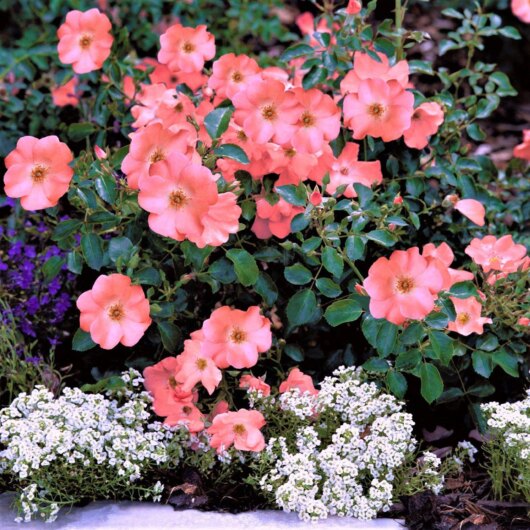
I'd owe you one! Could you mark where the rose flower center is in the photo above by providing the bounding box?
[230,326,247,344]
[149,147,166,164]
[233,423,246,435]
[30,164,49,183]
[196,358,208,371]
[456,313,471,325]
[169,188,189,210]
[395,276,415,294]
[175,102,184,113]
[368,102,386,119]
[182,406,192,415]
[78,34,93,50]
[231,71,243,83]
[168,376,178,389]
[284,147,296,158]
[182,41,195,54]
[340,167,349,175]
[237,130,248,141]
[108,302,125,321]
[261,104,277,121]
[301,111,316,127]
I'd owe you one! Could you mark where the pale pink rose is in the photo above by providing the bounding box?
[447,296,492,336]
[279,368,318,395]
[403,102,444,149]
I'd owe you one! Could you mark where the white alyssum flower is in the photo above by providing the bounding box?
[258,366,443,522]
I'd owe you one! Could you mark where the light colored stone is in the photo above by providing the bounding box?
[0,493,405,529]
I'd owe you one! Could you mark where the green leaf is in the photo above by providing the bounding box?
[68,122,97,141]
[345,236,365,261]
[400,322,425,345]
[425,311,449,329]
[472,350,493,378]
[181,241,213,271]
[376,320,399,356]
[67,252,83,274]
[209,258,236,284]
[322,247,344,278]
[302,66,327,89]
[213,144,249,163]
[475,334,499,352]
[420,363,444,404]
[157,321,180,352]
[492,349,519,377]
[81,376,125,394]
[316,278,342,298]
[204,107,233,139]
[386,371,407,398]
[43,256,65,282]
[286,289,318,327]
[428,330,454,365]
[448,281,478,299]
[324,299,362,327]
[81,233,104,271]
[499,26,521,40]
[254,272,279,306]
[467,382,495,398]
[52,219,82,241]
[276,184,307,206]
[366,229,396,247]
[108,237,133,264]
[466,123,486,141]
[280,43,314,62]
[72,329,96,351]
[284,264,312,285]
[135,267,162,286]
[437,387,464,404]
[363,358,389,373]
[95,173,117,204]
[396,349,422,371]
[226,249,259,286]
[284,344,304,362]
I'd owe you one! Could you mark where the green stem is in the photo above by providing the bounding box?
[395,0,404,60]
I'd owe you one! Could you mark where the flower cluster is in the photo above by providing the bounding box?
[482,391,530,503]
[257,367,443,522]
[0,369,178,522]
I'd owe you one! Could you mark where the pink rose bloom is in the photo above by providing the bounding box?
[454,198,486,226]
[232,79,300,144]
[209,400,230,421]
[327,142,382,198]
[364,247,444,325]
[208,53,261,102]
[239,374,271,396]
[465,235,528,274]
[175,339,222,395]
[51,77,79,107]
[158,23,215,73]
[279,368,318,395]
[251,196,304,239]
[207,409,266,453]
[340,51,409,96]
[200,306,272,369]
[4,135,74,210]
[57,9,113,74]
[403,102,444,149]
[447,296,492,336]
[422,242,474,290]
[512,0,530,23]
[309,188,323,206]
[76,274,152,349]
[343,78,414,142]
[264,143,318,186]
[138,152,240,247]
[165,401,205,432]
[513,129,530,161]
[144,356,195,404]
[121,123,195,189]
[289,87,341,154]
[346,0,362,15]
[518,317,530,326]
[94,145,107,160]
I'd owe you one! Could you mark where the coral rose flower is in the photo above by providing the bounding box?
[327,142,382,198]
[447,296,492,336]
[289,87,341,153]
[4,135,74,210]
[465,235,528,274]
[165,401,205,433]
[364,247,444,325]
[340,51,409,96]
[239,374,271,396]
[138,152,240,247]
[232,78,300,144]
[422,242,474,290]
[346,0,362,14]
[51,77,79,107]
[76,274,152,349]
[121,123,195,189]
[200,306,272,369]
[279,368,318,395]
[208,53,261,102]
[512,0,530,23]
[403,102,444,149]
[158,23,215,73]
[207,409,266,453]
[57,9,113,74]
[513,130,530,161]
[251,196,304,239]
[454,198,486,226]
[343,78,414,142]
[174,339,222,395]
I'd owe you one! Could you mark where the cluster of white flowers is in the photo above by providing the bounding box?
[0,370,181,523]
[259,366,443,522]
[278,389,317,419]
